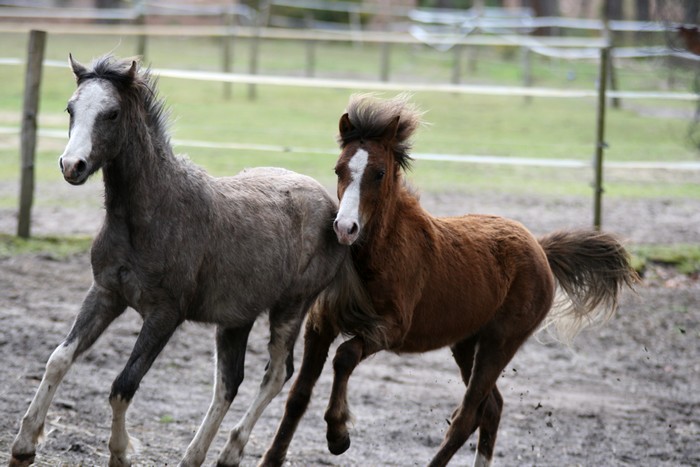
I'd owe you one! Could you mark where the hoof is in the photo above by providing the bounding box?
[108,454,131,467]
[258,452,286,467]
[9,452,36,467]
[257,454,282,467]
[327,433,351,456]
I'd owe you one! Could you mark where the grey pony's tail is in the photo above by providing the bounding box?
[538,230,639,344]
[308,253,386,349]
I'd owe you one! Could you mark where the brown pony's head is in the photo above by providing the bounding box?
[333,94,423,245]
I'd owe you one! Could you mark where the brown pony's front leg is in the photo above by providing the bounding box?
[324,313,404,456]
[323,335,371,455]
[259,316,337,467]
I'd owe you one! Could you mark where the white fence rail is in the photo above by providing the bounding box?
[1,57,696,102]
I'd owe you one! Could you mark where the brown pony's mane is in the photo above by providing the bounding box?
[339,93,424,171]
[75,55,171,141]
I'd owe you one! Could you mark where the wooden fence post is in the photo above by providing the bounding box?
[135,0,147,60]
[305,39,316,78]
[379,42,391,82]
[18,30,47,239]
[248,0,270,101]
[451,44,462,85]
[593,46,610,231]
[520,46,532,104]
[222,6,234,100]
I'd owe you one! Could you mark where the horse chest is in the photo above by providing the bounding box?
[92,240,191,314]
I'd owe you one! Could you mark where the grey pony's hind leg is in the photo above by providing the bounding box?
[180,323,254,467]
[10,284,126,466]
[216,300,309,466]
[260,314,337,467]
[108,311,181,467]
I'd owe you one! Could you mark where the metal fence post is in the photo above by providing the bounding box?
[593,46,610,231]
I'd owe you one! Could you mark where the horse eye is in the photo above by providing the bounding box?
[65,106,72,116]
[375,169,386,181]
[104,109,119,121]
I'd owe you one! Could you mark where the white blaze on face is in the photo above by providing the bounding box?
[334,148,368,245]
[60,80,115,169]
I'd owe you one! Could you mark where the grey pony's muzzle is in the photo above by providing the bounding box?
[59,155,89,185]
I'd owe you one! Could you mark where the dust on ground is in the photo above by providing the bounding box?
[1,178,698,466]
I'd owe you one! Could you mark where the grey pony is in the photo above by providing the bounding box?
[9,55,365,467]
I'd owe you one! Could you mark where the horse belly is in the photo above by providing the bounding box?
[400,294,501,353]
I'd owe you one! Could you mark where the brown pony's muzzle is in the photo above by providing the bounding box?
[333,218,359,245]
[59,155,89,185]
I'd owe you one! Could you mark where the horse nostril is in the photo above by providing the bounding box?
[75,160,87,174]
[58,157,64,171]
[334,218,360,240]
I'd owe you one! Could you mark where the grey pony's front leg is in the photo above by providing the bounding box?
[10,284,126,467]
[180,324,254,467]
[108,311,181,467]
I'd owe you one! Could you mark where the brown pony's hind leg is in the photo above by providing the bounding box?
[450,337,504,466]
[259,316,337,467]
[474,387,504,467]
[429,333,522,467]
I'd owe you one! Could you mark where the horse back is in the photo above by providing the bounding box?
[183,169,344,320]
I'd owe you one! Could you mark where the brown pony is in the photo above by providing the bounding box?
[260,94,638,467]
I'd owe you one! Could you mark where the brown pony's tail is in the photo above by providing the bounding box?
[538,230,639,344]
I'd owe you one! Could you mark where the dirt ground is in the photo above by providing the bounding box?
[0,178,698,466]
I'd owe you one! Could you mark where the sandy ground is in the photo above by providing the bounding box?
[1,177,699,466]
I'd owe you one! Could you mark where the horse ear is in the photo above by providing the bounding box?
[128,60,138,80]
[339,113,354,138]
[382,115,401,141]
[68,53,87,80]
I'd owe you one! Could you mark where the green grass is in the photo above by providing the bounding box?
[631,244,700,275]
[159,414,175,424]
[0,233,92,258]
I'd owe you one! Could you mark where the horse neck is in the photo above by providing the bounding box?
[102,116,179,220]
[358,183,426,261]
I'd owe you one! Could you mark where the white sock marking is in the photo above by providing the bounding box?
[12,340,79,456]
